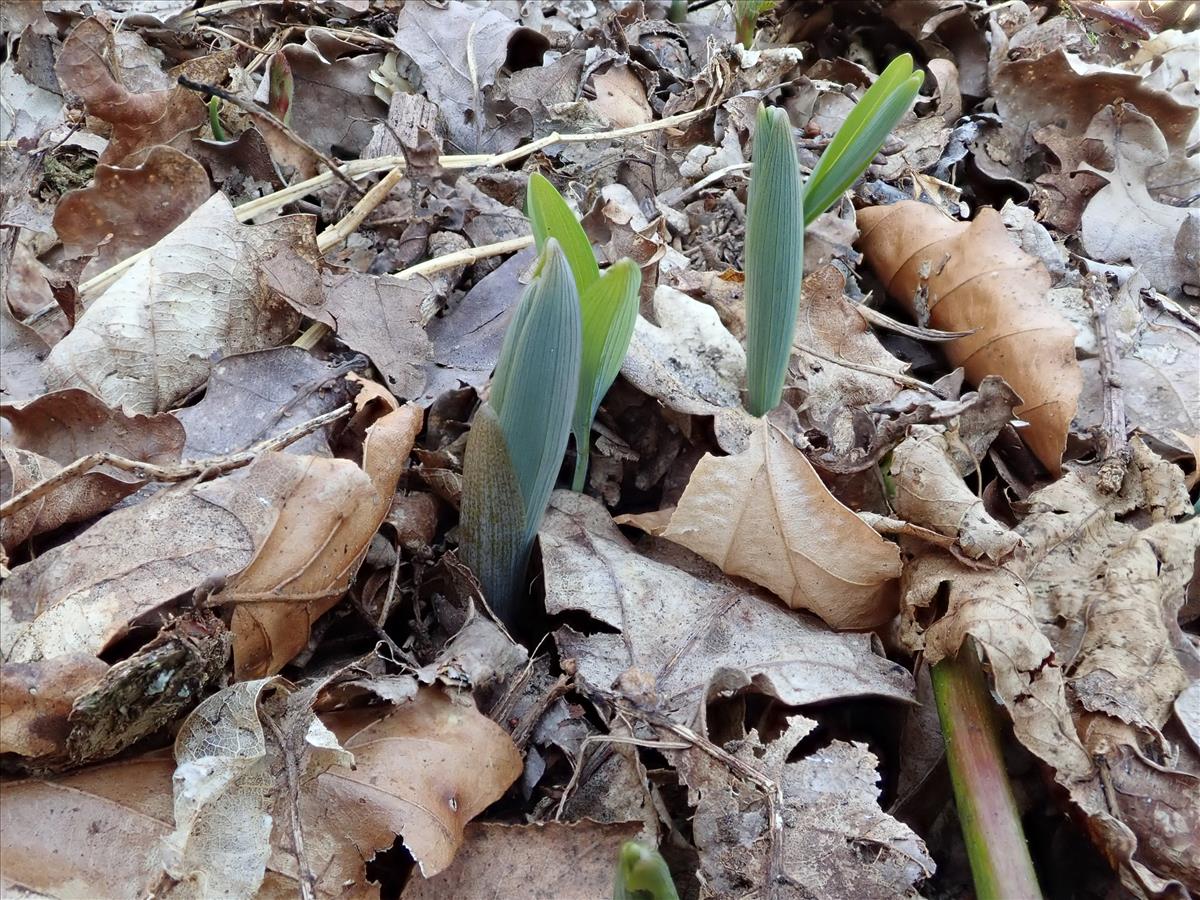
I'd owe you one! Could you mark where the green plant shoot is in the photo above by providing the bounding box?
[207,96,225,141]
[527,173,640,491]
[744,103,804,417]
[267,51,294,125]
[803,54,924,225]
[459,240,581,626]
[744,55,923,416]
[613,842,679,900]
[732,0,775,50]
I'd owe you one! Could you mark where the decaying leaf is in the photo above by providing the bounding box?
[53,144,212,276]
[401,821,642,900]
[620,285,757,455]
[544,491,913,712]
[1078,103,1200,298]
[44,193,318,413]
[857,200,1082,474]
[1,389,184,551]
[636,421,902,630]
[676,715,935,898]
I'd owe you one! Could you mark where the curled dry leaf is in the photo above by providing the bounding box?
[220,396,422,679]
[54,17,230,166]
[544,491,914,711]
[638,421,902,630]
[1,388,184,551]
[44,193,318,414]
[857,200,1082,474]
[401,821,642,900]
[53,144,212,276]
[620,284,758,455]
[676,715,934,898]
[891,425,1022,563]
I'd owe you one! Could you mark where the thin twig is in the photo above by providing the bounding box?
[554,733,691,821]
[178,75,365,198]
[260,710,317,900]
[395,235,535,281]
[1084,272,1129,493]
[794,341,948,395]
[0,404,351,521]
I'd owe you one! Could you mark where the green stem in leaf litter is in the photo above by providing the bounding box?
[931,642,1043,900]
[207,96,225,141]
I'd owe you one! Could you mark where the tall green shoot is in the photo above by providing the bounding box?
[744,54,924,416]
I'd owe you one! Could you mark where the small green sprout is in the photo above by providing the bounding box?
[527,173,640,492]
[267,51,294,125]
[207,96,225,141]
[613,842,679,900]
[744,54,924,416]
[732,0,776,50]
[459,240,581,626]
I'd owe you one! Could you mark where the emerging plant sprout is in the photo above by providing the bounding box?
[744,54,924,416]
[613,841,679,900]
[459,240,581,626]
[527,173,641,491]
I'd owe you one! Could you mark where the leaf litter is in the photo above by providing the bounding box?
[1,2,1198,898]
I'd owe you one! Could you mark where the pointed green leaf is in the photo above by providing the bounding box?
[613,842,679,900]
[744,104,804,417]
[491,239,581,546]
[571,258,641,490]
[803,54,923,225]
[527,172,600,296]
[458,403,528,623]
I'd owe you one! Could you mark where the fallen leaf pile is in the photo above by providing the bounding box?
[1,2,1198,898]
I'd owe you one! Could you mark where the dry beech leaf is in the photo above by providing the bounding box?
[676,715,934,898]
[0,653,111,759]
[221,393,422,679]
[53,144,212,276]
[647,420,901,630]
[543,491,914,711]
[590,64,653,128]
[0,299,49,404]
[0,689,522,897]
[891,425,1022,563]
[401,821,642,900]
[620,284,758,455]
[43,193,318,413]
[857,200,1082,474]
[1,389,184,551]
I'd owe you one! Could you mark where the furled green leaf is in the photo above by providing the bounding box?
[744,104,804,417]
[527,172,600,296]
[461,240,582,624]
[267,51,294,126]
[803,54,923,225]
[459,403,527,620]
[572,258,641,490]
[613,842,679,900]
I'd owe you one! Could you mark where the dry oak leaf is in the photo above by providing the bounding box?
[55,17,231,166]
[544,492,915,716]
[857,200,1082,474]
[54,144,213,277]
[220,395,422,679]
[1079,103,1200,298]
[1,388,184,551]
[648,420,902,630]
[43,193,319,414]
[401,821,642,900]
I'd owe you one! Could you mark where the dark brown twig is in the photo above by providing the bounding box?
[0,403,352,521]
[177,75,365,198]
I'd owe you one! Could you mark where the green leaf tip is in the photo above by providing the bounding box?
[526,171,640,492]
[803,54,923,225]
[744,103,804,417]
[461,239,582,626]
[613,842,679,900]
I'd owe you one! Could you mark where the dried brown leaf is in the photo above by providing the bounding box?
[53,145,212,276]
[648,421,902,630]
[543,491,914,712]
[44,193,318,413]
[222,397,422,679]
[857,200,1082,474]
